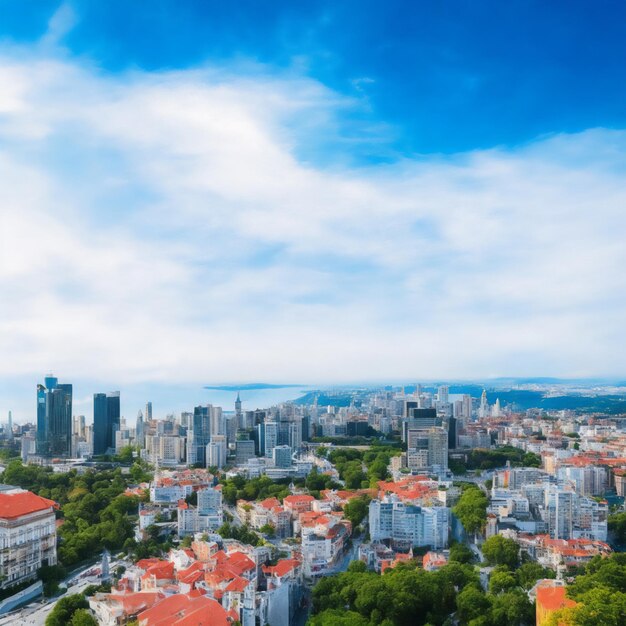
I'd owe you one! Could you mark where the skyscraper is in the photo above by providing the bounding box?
[145,401,153,422]
[135,410,144,447]
[36,375,73,457]
[93,392,121,456]
[188,405,211,466]
[235,392,242,428]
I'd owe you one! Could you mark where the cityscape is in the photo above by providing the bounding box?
[1,378,626,624]
[1,2,626,626]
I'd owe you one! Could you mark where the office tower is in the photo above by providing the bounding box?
[145,402,153,422]
[492,398,501,417]
[301,415,310,442]
[36,375,73,457]
[209,406,224,438]
[93,391,121,456]
[235,439,256,465]
[180,411,192,430]
[479,390,489,418]
[136,410,145,447]
[188,406,211,466]
[401,408,438,442]
[462,394,473,419]
[428,427,448,470]
[6,411,12,441]
[225,414,237,447]
[272,445,292,468]
[288,421,302,450]
[235,392,242,427]
[264,421,278,458]
[438,385,449,405]
[447,417,457,450]
[206,435,227,469]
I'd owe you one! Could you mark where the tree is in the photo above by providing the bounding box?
[608,512,626,545]
[46,594,88,626]
[456,585,490,624]
[343,496,371,530]
[489,569,517,594]
[515,562,554,590]
[482,535,520,570]
[452,485,488,536]
[259,523,276,538]
[489,589,534,626]
[449,542,476,565]
[69,609,98,626]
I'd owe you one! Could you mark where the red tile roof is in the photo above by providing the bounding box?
[104,592,163,616]
[0,490,58,519]
[263,558,301,578]
[138,593,230,626]
[536,584,576,612]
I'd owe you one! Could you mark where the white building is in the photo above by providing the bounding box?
[206,435,227,469]
[0,487,58,589]
[368,495,449,549]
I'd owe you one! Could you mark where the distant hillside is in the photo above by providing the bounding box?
[204,383,303,391]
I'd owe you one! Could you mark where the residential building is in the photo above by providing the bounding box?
[0,487,58,589]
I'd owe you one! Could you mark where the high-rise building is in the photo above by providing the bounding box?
[206,435,227,469]
[93,391,121,456]
[437,386,449,405]
[135,410,144,447]
[368,495,449,549]
[272,445,292,468]
[235,439,256,465]
[264,421,278,458]
[479,390,489,418]
[188,406,211,466]
[235,392,242,427]
[145,401,153,422]
[36,375,73,457]
[6,411,13,441]
[428,427,448,470]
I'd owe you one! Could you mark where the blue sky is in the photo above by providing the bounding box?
[0,1,625,421]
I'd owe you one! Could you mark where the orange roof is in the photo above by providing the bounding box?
[536,584,576,612]
[0,490,58,519]
[103,592,163,616]
[259,497,281,510]
[177,562,205,585]
[225,576,250,592]
[138,593,230,626]
[284,495,315,505]
[263,558,301,578]
[141,561,175,581]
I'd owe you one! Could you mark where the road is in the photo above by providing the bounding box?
[0,558,127,626]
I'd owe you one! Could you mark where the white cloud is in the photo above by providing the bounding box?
[0,45,626,422]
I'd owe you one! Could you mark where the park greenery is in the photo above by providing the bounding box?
[220,474,295,505]
[326,446,401,489]
[452,484,488,536]
[607,511,626,546]
[46,593,97,626]
[0,459,150,571]
[343,494,372,530]
[449,446,541,475]
[308,556,535,626]
[216,521,263,546]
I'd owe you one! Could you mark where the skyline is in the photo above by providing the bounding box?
[2,2,626,418]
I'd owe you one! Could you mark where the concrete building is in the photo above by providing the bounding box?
[0,487,58,589]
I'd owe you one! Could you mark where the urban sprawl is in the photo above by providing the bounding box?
[1,377,626,625]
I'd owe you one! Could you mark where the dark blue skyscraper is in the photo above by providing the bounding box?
[36,375,72,457]
[188,406,211,466]
[93,391,121,456]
